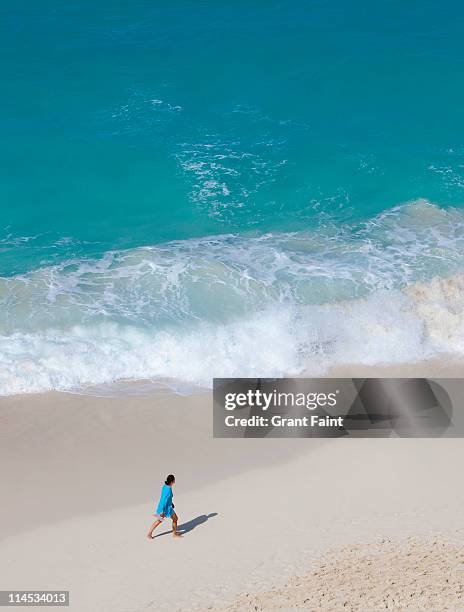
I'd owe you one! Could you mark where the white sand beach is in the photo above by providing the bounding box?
[3,0,464,609]
[1,376,464,611]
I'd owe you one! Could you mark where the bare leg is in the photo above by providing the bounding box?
[147,518,162,540]
[171,512,182,538]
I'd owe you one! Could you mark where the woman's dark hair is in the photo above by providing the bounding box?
[165,474,175,485]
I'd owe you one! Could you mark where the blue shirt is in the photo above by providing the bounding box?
[156,484,174,518]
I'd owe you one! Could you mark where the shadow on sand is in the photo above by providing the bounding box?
[154,512,218,538]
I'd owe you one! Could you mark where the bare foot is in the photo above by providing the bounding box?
[173,533,183,538]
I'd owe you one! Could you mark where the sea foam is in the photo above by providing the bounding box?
[0,200,463,395]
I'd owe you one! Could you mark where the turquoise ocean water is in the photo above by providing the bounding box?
[1,1,464,394]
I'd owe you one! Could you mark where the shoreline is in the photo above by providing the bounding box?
[324,356,464,378]
[1,268,464,397]
[1,355,463,402]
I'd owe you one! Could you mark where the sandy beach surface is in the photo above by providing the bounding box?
[1,368,464,611]
[325,356,464,378]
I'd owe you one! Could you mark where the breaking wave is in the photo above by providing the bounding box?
[1,200,463,395]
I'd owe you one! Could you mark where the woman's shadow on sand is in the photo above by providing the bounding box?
[154,513,218,538]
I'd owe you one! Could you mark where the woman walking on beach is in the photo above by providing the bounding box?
[147,474,182,539]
